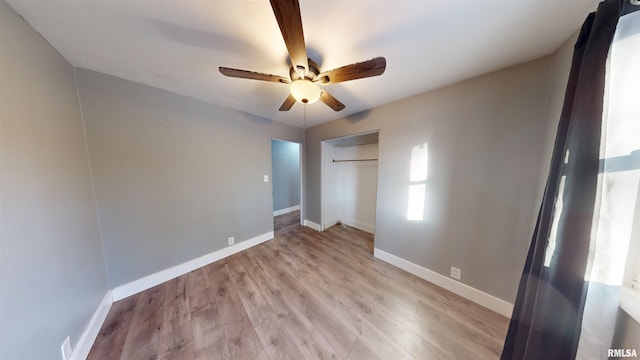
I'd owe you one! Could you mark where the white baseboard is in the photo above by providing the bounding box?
[373,248,513,318]
[112,231,274,301]
[619,287,640,324]
[303,219,321,231]
[323,218,339,230]
[339,217,375,234]
[70,290,113,360]
[273,205,300,217]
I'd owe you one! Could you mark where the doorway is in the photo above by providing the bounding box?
[271,139,302,233]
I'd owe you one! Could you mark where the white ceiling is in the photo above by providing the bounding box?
[7,0,599,128]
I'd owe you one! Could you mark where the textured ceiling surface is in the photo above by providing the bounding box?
[7,0,599,128]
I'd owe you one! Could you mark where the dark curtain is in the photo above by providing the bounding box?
[501,1,622,359]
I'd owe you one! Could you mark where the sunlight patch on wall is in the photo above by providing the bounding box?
[410,143,429,182]
[407,184,426,221]
[407,143,428,221]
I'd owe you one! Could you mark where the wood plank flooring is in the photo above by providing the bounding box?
[88,210,508,359]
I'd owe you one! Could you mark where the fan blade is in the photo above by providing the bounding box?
[269,0,308,74]
[279,94,296,111]
[320,90,345,111]
[219,67,290,84]
[316,57,386,84]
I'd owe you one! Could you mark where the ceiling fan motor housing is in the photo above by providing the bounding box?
[290,59,320,81]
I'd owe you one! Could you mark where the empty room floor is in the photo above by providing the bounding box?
[88,211,509,359]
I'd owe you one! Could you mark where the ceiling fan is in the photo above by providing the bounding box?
[219,0,386,112]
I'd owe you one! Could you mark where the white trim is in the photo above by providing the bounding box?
[323,218,339,230]
[339,217,375,234]
[374,248,513,318]
[619,287,640,324]
[112,231,274,301]
[303,219,321,231]
[69,290,113,360]
[273,205,300,217]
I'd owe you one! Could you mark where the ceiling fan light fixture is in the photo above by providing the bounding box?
[290,79,321,104]
[219,0,386,112]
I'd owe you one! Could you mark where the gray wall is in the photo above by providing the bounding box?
[304,46,574,302]
[0,1,108,359]
[75,69,304,287]
[271,139,301,212]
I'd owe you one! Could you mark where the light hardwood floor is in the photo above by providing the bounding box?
[88,210,509,359]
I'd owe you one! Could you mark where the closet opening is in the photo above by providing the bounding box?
[321,131,379,235]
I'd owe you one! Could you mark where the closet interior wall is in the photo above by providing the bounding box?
[323,137,379,234]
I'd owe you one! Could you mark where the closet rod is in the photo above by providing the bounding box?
[332,159,378,162]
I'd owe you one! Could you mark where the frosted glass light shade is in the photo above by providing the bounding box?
[289,79,321,104]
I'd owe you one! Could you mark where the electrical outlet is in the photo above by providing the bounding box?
[228,236,235,246]
[263,175,269,183]
[450,266,461,280]
[61,336,71,360]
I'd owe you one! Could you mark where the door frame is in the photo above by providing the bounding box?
[270,138,304,226]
